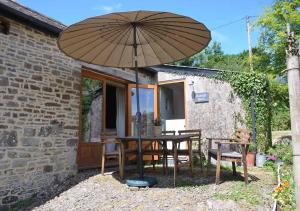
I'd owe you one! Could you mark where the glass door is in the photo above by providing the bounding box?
[127,84,158,136]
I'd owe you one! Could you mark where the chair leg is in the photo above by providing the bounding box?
[215,145,221,185]
[199,140,203,172]
[117,144,123,179]
[242,146,248,184]
[101,144,106,176]
[207,154,211,174]
[232,162,237,176]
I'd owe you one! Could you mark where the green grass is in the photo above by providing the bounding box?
[213,182,262,205]
[11,194,36,211]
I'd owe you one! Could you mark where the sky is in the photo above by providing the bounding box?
[18,0,273,54]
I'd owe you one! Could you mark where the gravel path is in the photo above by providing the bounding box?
[31,167,274,211]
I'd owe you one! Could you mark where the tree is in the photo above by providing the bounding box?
[256,0,300,74]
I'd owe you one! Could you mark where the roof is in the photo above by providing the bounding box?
[0,1,219,76]
[147,64,220,76]
[0,0,65,35]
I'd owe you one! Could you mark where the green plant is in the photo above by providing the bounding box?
[272,166,296,211]
[248,142,257,153]
[213,182,262,205]
[152,118,162,126]
[218,71,272,153]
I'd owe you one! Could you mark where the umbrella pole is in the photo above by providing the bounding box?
[126,23,157,187]
[133,24,144,179]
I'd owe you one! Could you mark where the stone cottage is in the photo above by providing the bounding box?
[0,0,245,208]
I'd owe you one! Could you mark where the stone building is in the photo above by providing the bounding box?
[0,0,245,208]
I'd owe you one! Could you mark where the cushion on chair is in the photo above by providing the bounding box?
[208,149,242,158]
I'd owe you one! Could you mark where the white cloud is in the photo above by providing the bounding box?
[92,3,122,13]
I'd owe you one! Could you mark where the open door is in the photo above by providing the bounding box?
[77,69,128,169]
[127,84,158,160]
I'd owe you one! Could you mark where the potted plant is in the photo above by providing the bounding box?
[152,118,162,136]
[246,142,256,167]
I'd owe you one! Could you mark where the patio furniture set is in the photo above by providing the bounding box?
[100,128,251,186]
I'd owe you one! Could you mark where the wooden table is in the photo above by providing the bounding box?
[117,134,193,186]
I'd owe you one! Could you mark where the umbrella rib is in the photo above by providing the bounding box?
[73,21,127,26]
[144,23,210,34]
[87,26,132,63]
[138,27,171,63]
[146,26,208,48]
[140,15,188,22]
[63,24,127,34]
[66,28,124,56]
[114,13,131,21]
[87,16,128,22]
[136,27,147,66]
[61,27,123,50]
[117,27,134,67]
[141,27,187,58]
[146,25,210,40]
[148,28,200,51]
[102,26,132,66]
[137,11,167,22]
[61,26,125,42]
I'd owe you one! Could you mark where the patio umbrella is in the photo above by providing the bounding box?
[58,10,211,185]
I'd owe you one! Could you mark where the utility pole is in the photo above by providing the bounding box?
[246,16,253,71]
[286,23,300,211]
[246,16,256,148]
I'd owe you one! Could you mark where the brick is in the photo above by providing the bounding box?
[45,102,60,107]
[43,165,53,173]
[21,138,39,147]
[32,75,42,81]
[0,76,9,86]
[0,131,17,147]
[66,139,78,146]
[30,85,40,90]
[2,195,18,204]
[6,101,18,107]
[24,128,36,137]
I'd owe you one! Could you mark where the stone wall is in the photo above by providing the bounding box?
[158,71,246,138]
[0,18,154,209]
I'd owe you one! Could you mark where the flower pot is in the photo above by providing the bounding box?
[153,126,162,136]
[246,152,256,167]
[256,152,266,167]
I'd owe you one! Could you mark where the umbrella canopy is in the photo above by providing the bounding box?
[58,10,211,68]
[58,10,211,183]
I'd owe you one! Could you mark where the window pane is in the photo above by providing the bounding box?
[131,88,154,136]
[81,77,103,142]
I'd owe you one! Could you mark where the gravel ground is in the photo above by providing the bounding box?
[29,166,274,211]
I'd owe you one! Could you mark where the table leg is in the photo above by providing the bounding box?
[161,141,166,174]
[189,139,194,174]
[173,141,178,187]
[121,142,125,178]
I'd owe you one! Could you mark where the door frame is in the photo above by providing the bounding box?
[77,68,129,169]
[158,79,187,130]
[127,84,158,135]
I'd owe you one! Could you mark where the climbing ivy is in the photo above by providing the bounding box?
[218,71,272,152]
[171,69,272,152]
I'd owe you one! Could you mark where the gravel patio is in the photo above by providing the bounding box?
[25,166,274,211]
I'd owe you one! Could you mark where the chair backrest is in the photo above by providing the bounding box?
[162,130,176,136]
[235,128,251,143]
[178,129,201,138]
[100,130,118,141]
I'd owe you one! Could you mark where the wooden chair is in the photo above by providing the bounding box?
[178,129,202,170]
[100,131,123,179]
[161,130,176,173]
[207,128,251,184]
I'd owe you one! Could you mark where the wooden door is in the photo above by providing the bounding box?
[77,74,105,169]
[127,84,158,160]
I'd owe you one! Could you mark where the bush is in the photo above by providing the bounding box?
[264,142,295,210]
